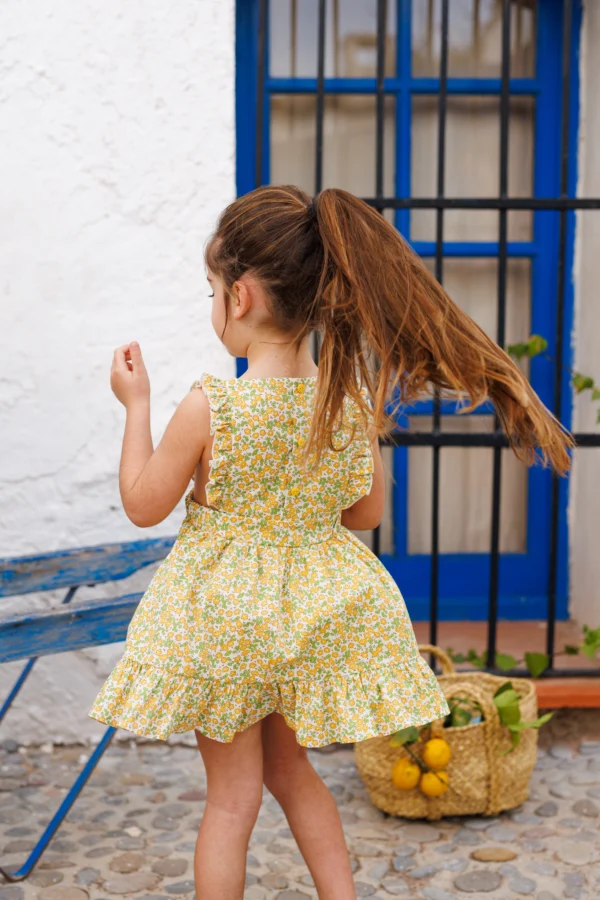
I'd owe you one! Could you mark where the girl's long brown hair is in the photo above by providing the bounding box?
[206,184,574,475]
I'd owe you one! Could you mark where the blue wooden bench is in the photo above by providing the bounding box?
[0,537,174,881]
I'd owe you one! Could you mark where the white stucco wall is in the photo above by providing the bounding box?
[569,1,600,629]
[0,1,236,743]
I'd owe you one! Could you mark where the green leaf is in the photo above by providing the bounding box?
[389,725,420,746]
[507,341,530,361]
[597,407,600,425]
[493,681,516,699]
[536,712,555,726]
[510,712,554,730]
[494,688,521,727]
[494,653,518,671]
[581,626,600,659]
[573,373,595,393]
[451,706,473,728]
[466,648,486,669]
[592,387,600,401]
[526,335,548,358]
[494,688,519,707]
[563,644,580,656]
[524,651,550,678]
[500,729,521,755]
[500,704,522,727]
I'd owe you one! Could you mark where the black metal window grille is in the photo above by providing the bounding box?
[250,0,600,679]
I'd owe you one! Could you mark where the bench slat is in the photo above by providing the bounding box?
[0,594,144,662]
[0,538,174,598]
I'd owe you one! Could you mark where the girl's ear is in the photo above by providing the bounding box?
[232,279,252,319]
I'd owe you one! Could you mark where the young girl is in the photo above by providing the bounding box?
[90,184,573,900]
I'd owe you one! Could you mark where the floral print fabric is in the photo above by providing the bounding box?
[89,373,451,747]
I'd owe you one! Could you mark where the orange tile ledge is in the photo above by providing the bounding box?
[535,678,600,709]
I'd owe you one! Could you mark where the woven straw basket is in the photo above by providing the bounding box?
[353,644,539,820]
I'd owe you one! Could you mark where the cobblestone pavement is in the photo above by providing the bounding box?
[0,710,600,900]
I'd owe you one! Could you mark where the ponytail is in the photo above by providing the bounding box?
[206,184,574,475]
[308,187,573,475]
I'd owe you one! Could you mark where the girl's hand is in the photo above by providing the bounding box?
[111,342,150,408]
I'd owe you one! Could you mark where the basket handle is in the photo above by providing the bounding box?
[431,679,502,732]
[429,678,504,816]
[417,644,456,675]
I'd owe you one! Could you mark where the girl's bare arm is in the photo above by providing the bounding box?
[110,344,211,527]
[119,389,211,527]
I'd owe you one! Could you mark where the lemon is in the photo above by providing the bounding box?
[421,738,451,770]
[391,757,421,790]
[420,770,450,797]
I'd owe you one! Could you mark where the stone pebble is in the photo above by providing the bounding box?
[75,868,101,885]
[28,872,65,888]
[421,889,456,900]
[108,851,145,873]
[103,873,161,895]
[453,870,502,892]
[152,859,188,877]
[508,875,537,894]
[163,881,196,895]
[38,890,89,900]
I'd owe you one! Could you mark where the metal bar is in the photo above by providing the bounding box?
[547,0,573,666]
[487,0,511,672]
[0,657,37,724]
[311,0,326,366]
[397,0,412,241]
[266,76,540,95]
[370,0,387,561]
[375,0,387,198]
[255,0,267,188]
[380,432,600,448]
[361,197,600,210]
[61,585,78,604]
[412,240,536,257]
[315,0,326,193]
[0,726,116,881]
[429,0,449,662]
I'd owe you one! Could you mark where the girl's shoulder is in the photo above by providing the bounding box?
[190,372,230,389]
[190,372,371,415]
[190,372,320,393]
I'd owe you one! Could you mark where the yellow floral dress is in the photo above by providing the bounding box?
[89,373,451,747]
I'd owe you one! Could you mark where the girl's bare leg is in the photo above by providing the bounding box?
[194,720,264,900]
[261,711,356,900]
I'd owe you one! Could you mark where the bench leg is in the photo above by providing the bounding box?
[0,657,38,723]
[0,725,116,881]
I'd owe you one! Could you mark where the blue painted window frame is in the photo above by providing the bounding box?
[235,0,581,622]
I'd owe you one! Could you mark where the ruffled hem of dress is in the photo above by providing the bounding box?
[88,652,451,748]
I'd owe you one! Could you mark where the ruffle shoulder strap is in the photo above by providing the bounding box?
[342,386,375,508]
[189,373,234,511]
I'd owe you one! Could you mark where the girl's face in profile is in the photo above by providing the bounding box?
[207,267,243,358]
[207,267,228,345]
